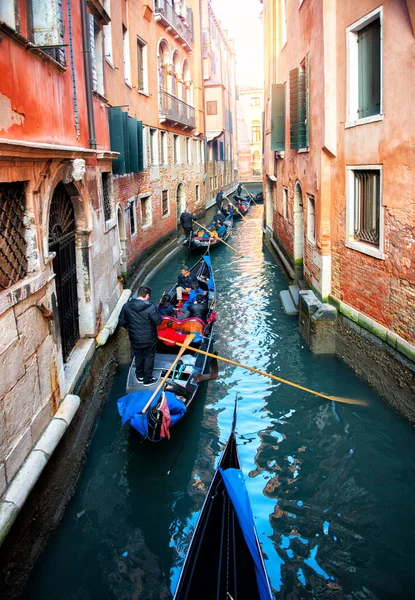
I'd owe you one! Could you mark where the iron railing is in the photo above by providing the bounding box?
[159,89,195,128]
[155,1,193,46]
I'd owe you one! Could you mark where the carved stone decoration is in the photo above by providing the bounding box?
[62,159,86,184]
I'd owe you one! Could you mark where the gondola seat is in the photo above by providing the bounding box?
[158,316,205,346]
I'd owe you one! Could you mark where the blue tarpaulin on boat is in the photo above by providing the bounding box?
[117,391,186,437]
[202,255,214,291]
[219,467,273,600]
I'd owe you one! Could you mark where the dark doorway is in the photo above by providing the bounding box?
[48,183,79,362]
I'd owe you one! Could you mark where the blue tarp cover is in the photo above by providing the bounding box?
[117,391,186,437]
[219,467,273,600]
[202,255,214,291]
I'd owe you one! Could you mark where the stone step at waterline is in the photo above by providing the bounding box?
[279,290,299,316]
[289,285,300,308]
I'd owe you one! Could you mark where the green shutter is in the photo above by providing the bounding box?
[122,112,130,173]
[137,121,144,172]
[358,20,381,118]
[290,68,299,149]
[108,107,126,175]
[128,117,139,173]
[219,141,224,160]
[290,57,309,150]
[271,83,286,151]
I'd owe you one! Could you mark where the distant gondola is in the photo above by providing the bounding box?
[173,400,274,599]
[188,215,233,253]
[117,255,216,442]
[231,194,251,218]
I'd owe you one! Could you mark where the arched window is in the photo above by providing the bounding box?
[182,59,192,105]
[157,40,170,91]
[172,51,181,98]
[251,120,261,143]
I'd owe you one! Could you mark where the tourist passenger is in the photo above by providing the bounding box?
[188,294,209,321]
[176,265,198,302]
[213,209,226,226]
[157,294,175,317]
[119,286,161,386]
[184,281,206,309]
[217,222,226,238]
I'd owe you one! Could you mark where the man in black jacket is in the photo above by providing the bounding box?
[119,286,162,386]
[180,210,194,240]
[215,189,223,209]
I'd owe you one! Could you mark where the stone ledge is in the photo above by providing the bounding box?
[61,339,95,397]
[96,289,132,347]
[0,394,80,547]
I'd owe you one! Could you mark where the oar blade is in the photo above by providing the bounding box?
[328,395,369,407]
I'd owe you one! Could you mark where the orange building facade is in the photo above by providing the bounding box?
[263,0,415,365]
[237,86,263,183]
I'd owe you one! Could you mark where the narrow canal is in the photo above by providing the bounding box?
[23,206,415,599]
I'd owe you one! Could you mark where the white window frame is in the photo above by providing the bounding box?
[174,134,181,164]
[150,128,159,165]
[140,194,152,229]
[200,140,204,163]
[195,184,200,203]
[161,189,169,217]
[346,165,385,260]
[307,194,316,244]
[143,126,149,168]
[92,18,105,96]
[128,197,137,238]
[103,0,113,65]
[186,138,192,164]
[123,25,131,86]
[281,0,287,49]
[160,131,168,165]
[137,35,149,94]
[346,7,383,129]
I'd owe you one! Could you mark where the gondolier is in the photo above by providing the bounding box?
[215,189,223,209]
[119,286,162,386]
[180,210,194,240]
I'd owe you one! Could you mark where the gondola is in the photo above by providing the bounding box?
[117,255,216,442]
[230,194,251,218]
[173,400,274,600]
[188,215,233,253]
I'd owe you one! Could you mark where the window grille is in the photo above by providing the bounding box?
[354,170,380,245]
[102,172,112,221]
[162,190,169,216]
[129,201,136,235]
[0,182,28,290]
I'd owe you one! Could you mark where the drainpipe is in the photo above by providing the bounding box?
[67,0,80,137]
[80,0,97,148]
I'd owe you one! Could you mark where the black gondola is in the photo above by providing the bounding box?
[117,254,216,442]
[230,194,251,218]
[188,215,233,253]
[173,401,274,599]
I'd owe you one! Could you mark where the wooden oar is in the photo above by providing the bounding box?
[158,338,368,407]
[141,333,195,414]
[192,220,245,258]
[242,185,258,205]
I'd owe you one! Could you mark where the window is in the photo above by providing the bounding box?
[137,37,148,93]
[251,97,260,107]
[123,25,131,85]
[103,0,113,64]
[195,185,200,203]
[347,9,382,125]
[346,166,384,259]
[150,129,158,165]
[252,121,261,143]
[0,2,16,29]
[173,135,180,164]
[307,194,316,243]
[129,199,137,236]
[29,0,66,65]
[90,16,105,96]
[200,140,204,163]
[290,55,309,149]
[186,138,192,164]
[210,176,213,191]
[160,132,168,165]
[101,172,112,222]
[162,190,169,216]
[214,175,218,189]
[141,195,152,228]
[207,101,217,115]
[281,0,287,48]
[283,187,288,219]
[0,182,27,290]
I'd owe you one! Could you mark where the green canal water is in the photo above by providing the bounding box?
[23,206,415,599]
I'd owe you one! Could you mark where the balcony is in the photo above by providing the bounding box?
[154,1,193,49]
[159,89,195,129]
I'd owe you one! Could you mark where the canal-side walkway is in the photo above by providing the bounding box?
[21,205,415,599]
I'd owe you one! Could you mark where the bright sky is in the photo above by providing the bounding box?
[210,0,264,88]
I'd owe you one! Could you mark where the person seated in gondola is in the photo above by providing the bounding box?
[176,265,198,304]
[217,222,227,238]
[209,224,219,238]
[187,294,209,322]
[213,209,226,226]
[183,281,206,309]
[157,294,175,317]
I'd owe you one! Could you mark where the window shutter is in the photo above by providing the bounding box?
[128,117,139,173]
[89,14,98,92]
[108,107,126,175]
[358,20,381,118]
[137,121,144,172]
[290,68,300,149]
[122,112,131,173]
[219,142,224,160]
[271,83,286,151]
[31,0,61,46]
[290,57,309,150]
